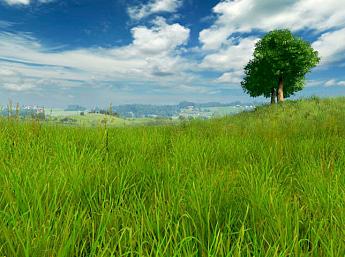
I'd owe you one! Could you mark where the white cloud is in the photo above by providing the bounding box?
[3,83,36,92]
[0,69,16,76]
[128,0,182,20]
[312,28,345,65]
[2,0,54,5]
[2,0,344,100]
[325,79,337,87]
[0,18,193,92]
[216,71,243,84]
[3,0,30,5]
[197,0,345,89]
[197,37,258,87]
[199,0,345,50]
[125,17,189,55]
[325,79,345,87]
[0,67,38,92]
[200,37,258,72]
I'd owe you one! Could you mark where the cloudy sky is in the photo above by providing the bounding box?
[0,0,345,107]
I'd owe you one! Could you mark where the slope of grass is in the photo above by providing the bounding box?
[1,97,345,256]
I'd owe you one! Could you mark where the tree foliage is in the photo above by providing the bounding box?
[241,29,320,101]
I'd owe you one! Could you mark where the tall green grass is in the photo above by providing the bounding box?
[1,97,345,256]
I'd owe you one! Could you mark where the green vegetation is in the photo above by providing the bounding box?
[203,106,252,117]
[1,97,345,256]
[242,29,320,103]
[47,111,175,127]
[49,108,83,117]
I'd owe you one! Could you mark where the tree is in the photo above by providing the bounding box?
[241,29,320,103]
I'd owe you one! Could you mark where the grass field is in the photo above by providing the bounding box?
[1,97,345,256]
[48,108,83,117]
[48,112,175,127]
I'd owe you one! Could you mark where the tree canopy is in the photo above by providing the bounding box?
[241,29,320,103]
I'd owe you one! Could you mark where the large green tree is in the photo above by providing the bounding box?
[241,29,320,103]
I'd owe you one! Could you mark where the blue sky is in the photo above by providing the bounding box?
[0,0,345,107]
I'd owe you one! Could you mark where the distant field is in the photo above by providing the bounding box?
[46,108,175,127]
[202,106,252,116]
[48,106,251,124]
[49,112,175,127]
[48,108,82,117]
[1,97,345,256]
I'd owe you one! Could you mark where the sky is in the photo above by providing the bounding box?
[0,0,345,107]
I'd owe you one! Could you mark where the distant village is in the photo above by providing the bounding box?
[0,104,46,119]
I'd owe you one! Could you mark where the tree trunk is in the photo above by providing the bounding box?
[271,88,276,104]
[277,77,284,103]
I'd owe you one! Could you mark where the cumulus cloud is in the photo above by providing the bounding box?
[124,17,189,55]
[128,0,182,20]
[216,71,243,84]
[197,36,258,88]
[200,37,258,72]
[196,0,345,89]
[0,18,192,92]
[199,0,345,50]
[2,0,344,99]
[312,28,345,65]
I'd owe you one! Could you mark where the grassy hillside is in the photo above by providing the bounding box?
[1,97,344,256]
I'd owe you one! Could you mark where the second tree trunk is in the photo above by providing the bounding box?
[271,88,276,104]
[277,77,284,103]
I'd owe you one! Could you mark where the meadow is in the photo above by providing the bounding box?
[0,97,344,256]
[47,110,174,127]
